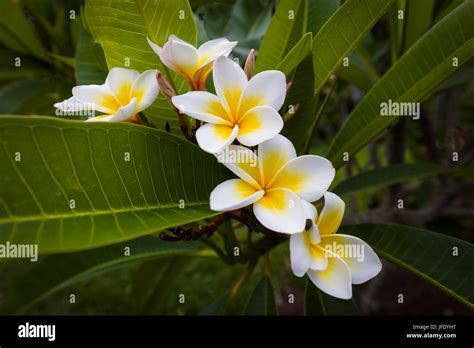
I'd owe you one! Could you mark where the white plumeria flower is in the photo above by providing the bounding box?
[172,57,286,153]
[147,35,236,90]
[210,135,335,233]
[290,192,382,299]
[54,68,159,122]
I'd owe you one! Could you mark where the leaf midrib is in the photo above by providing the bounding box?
[0,201,212,224]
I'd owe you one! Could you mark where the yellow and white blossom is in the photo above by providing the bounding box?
[147,35,236,89]
[172,57,286,153]
[54,68,159,122]
[290,192,382,299]
[210,135,335,233]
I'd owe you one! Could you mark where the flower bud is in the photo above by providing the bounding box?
[157,72,176,99]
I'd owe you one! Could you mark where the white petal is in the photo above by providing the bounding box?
[197,38,237,68]
[210,179,264,211]
[147,37,176,71]
[320,234,382,284]
[307,239,328,271]
[166,37,199,78]
[130,70,159,112]
[215,145,261,189]
[90,98,137,122]
[236,106,283,146]
[168,34,189,45]
[196,123,238,154]
[172,92,232,125]
[253,188,305,234]
[308,223,321,245]
[213,56,247,119]
[268,155,335,202]
[302,201,320,244]
[239,70,286,115]
[257,134,297,188]
[105,67,140,105]
[317,192,345,236]
[147,37,162,56]
[85,115,114,122]
[54,96,85,113]
[290,232,312,277]
[307,250,352,300]
[72,84,120,114]
[302,200,317,223]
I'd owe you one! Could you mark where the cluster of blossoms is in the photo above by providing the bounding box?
[55,35,381,299]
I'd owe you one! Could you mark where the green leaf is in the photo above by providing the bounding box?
[306,0,340,35]
[199,295,228,315]
[281,56,316,153]
[75,25,108,85]
[0,0,48,61]
[342,224,474,307]
[305,279,360,315]
[402,0,435,51]
[336,50,379,92]
[0,80,46,114]
[313,0,394,93]
[244,275,277,315]
[47,53,75,69]
[387,0,404,62]
[0,116,230,254]
[327,1,474,169]
[276,32,312,76]
[332,163,452,196]
[436,63,474,91]
[254,0,306,73]
[197,0,273,61]
[136,256,190,314]
[0,77,71,116]
[85,0,197,133]
[0,48,45,81]
[0,236,215,314]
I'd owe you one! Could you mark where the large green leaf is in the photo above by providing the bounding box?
[342,224,474,307]
[276,32,312,76]
[281,56,316,153]
[402,0,435,51]
[332,163,452,196]
[312,0,393,93]
[0,236,215,314]
[305,279,360,315]
[244,275,277,315]
[197,0,273,62]
[75,26,107,85]
[85,0,197,133]
[327,0,474,169]
[254,0,306,73]
[0,116,230,253]
[306,0,340,35]
[335,50,379,92]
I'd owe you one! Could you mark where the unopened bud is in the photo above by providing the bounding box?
[283,103,300,122]
[244,49,255,79]
[286,81,293,97]
[157,73,176,98]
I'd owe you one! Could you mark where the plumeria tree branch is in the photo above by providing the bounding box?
[159,212,231,241]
